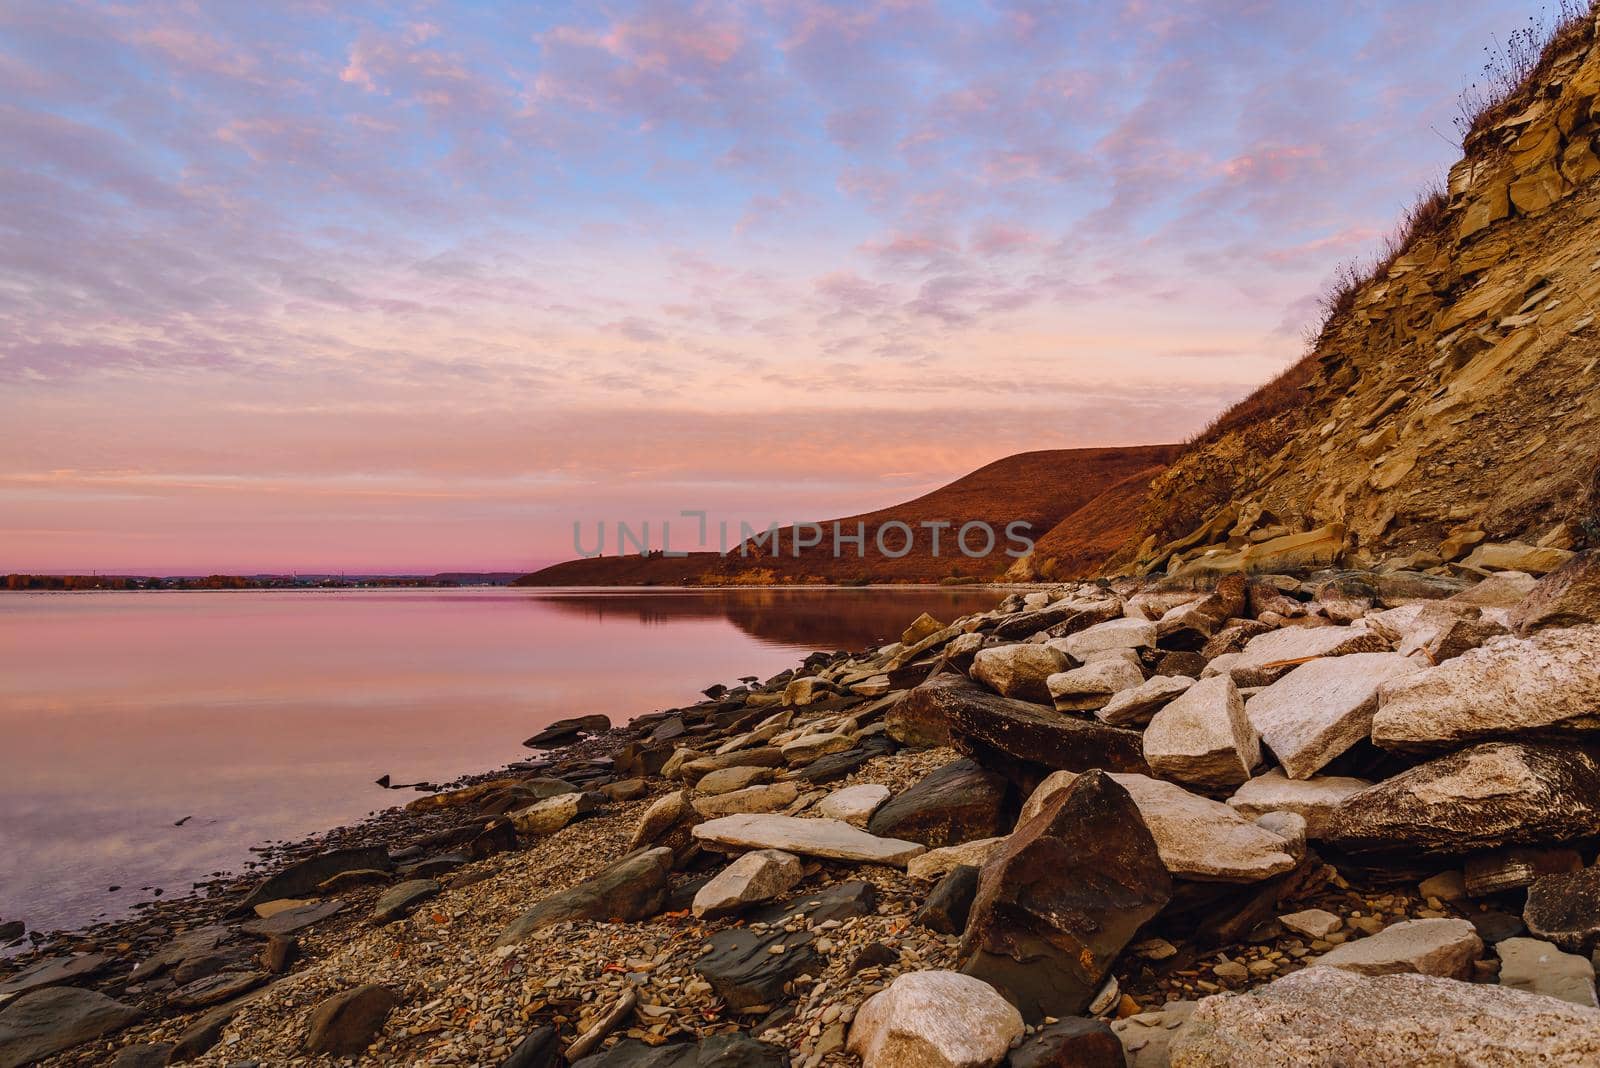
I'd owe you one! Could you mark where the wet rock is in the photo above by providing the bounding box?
[0,953,110,998]
[1324,742,1600,857]
[1097,675,1194,727]
[959,770,1171,1021]
[1371,625,1600,750]
[1225,769,1370,839]
[939,675,1148,781]
[240,898,346,937]
[1245,652,1420,778]
[1046,658,1145,712]
[1169,968,1600,1066]
[691,849,803,919]
[496,847,672,945]
[1144,675,1259,789]
[1022,772,1297,883]
[370,878,441,923]
[1315,918,1482,978]
[693,926,822,1012]
[304,983,399,1056]
[914,864,979,935]
[1227,626,1389,688]
[813,783,890,826]
[1514,551,1600,634]
[523,714,611,747]
[1525,866,1600,952]
[0,987,143,1067]
[847,969,1023,1068]
[237,845,389,913]
[1007,1016,1124,1068]
[971,644,1069,703]
[1497,937,1598,1007]
[693,814,923,866]
[866,758,1010,848]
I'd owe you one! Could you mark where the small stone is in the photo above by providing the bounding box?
[846,970,1023,1068]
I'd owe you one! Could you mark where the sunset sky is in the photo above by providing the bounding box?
[1,0,1540,573]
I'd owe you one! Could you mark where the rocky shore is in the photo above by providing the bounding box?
[6,549,1600,1066]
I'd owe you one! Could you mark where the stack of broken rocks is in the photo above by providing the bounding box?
[11,554,1600,1067]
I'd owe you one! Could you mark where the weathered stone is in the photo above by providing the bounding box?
[1325,743,1600,858]
[1525,866,1600,952]
[1449,569,1541,608]
[783,675,838,706]
[1098,675,1194,726]
[693,814,924,866]
[1112,1000,1197,1068]
[780,730,855,765]
[0,987,142,1066]
[1008,1016,1124,1068]
[1245,653,1420,778]
[1464,846,1581,896]
[524,714,611,747]
[813,783,890,826]
[1201,620,1274,660]
[371,878,441,923]
[0,954,110,999]
[1022,771,1298,883]
[847,970,1023,1068]
[1463,540,1574,575]
[885,673,961,747]
[959,770,1172,1021]
[691,849,803,919]
[1315,918,1481,978]
[240,898,346,936]
[1497,936,1598,1007]
[693,926,822,1012]
[1054,618,1156,661]
[937,674,1148,781]
[970,644,1069,703]
[1046,658,1146,712]
[906,837,1007,881]
[628,790,697,861]
[1372,625,1600,750]
[1279,909,1342,939]
[1169,968,1600,1066]
[1227,626,1389,688]
[1514,551,1600,634]
[902,612,945,645]
[510,791,603,834]
[866,758,1009,848]
[679,748,786,783]
[691,782,800,819]
[1225,769,1371,839]
[914,864,980,935]
[496,847,672,944]
[501,1025,560,1068]
[571,1034,789,1067]
[1156,576,1247,651]
[1144,675,1259,789]
[695,765,775,795]
[304,984,399,1055]
[237,846,390,913]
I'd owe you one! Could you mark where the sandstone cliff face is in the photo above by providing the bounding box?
[1113,14,1600,580]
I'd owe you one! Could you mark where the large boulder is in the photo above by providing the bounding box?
[1514,551,1600,634]
[846,970,1023,1068]
[1371,625,1600,750]
[1168,967,1600,1066]
[496,847,673,944]
[1021,772,1298,883]
[885,673,963,747]
[1227,626,1389,687]
[1245,653,1421,778]
[970,644,1069,703]
[1313,918,1482,979]
[304,984,399,1056]
[937,675,1148,783]
[237,845,390,913]
[958,770,1172,1021]
[1054,618,1156,660]
[866,759,1010,848]
[1144,675,1259,790]
[1225,770,1370,840]
[1324,743,1600,858]
[0,987,142,1066]
[693,814,924,866]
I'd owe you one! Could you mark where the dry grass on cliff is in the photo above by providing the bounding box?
[1457,0,1594,140]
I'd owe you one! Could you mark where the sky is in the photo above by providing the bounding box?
[0,0,1546,573]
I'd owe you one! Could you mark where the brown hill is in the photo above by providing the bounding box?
[519,445,1181,586]
[1105,7,1600,579]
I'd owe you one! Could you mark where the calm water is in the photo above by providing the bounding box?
[0,586,999,934]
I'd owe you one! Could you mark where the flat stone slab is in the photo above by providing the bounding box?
[0,986,143,1066]
[812,783,890,826]
[1314,918,1482,978]
[1225,769,1370,840]
[1245,652,1422,778]
[847,970,1023,1068]
[693,814,924,867]
[1228,625,1389,687]
[0,954,111,998]
[1144,674,1259,789]
[1098,675,1194,726]
[240,898,347,936]
[1497,937,1598,1007]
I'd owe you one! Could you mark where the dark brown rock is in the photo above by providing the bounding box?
[1154,650,1207,678]
[0,987,143,1066]
[693,926,822,1011]
[1324,743,1600,858]
[237,846,390,913]
[1524,866,1600,952]
[261,935,297,974]
[914,864,979,935]
[304,984,399,1056]
[1514,551,1600,635]
[1006,1016,1124,1068]
[1157,575,1246,650]
[496,847,672,945]
[885,671,961,747]
[958,769,1171,1022]
[168,1003,238,1063]
[936,675,1148,786]
[1200,619,1274,659]
[866,758,1011,848]
[524,714,612,747]
[500,1024,560,1068]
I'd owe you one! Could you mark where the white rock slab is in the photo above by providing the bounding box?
[693,813,925,867]
[1098,675,1195,726]
[1144,674,1260,789]
[1229,625,1390,686]
[814,784,891,827]
[1245,652,1423,778]
[1055,617,1156,661]
[691,849,803,918]
[847,969,1023,1068]
[1226,769,1371,839]
[1314,918,1482,978]
[1046,658,1145,711]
